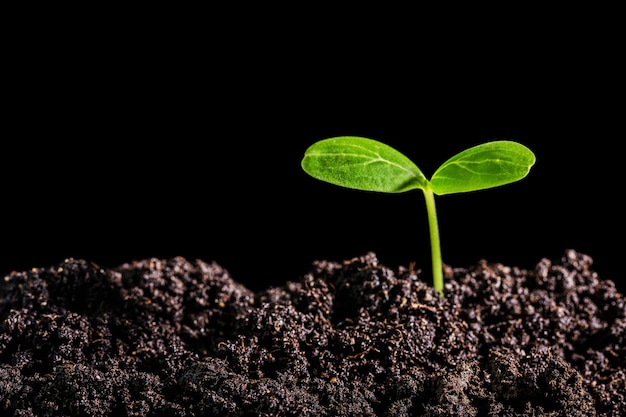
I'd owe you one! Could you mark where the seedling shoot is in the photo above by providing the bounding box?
[301,136,536,296]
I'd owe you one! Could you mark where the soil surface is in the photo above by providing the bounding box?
[0,249,624,416]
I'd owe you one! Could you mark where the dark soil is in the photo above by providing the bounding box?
[1,250,624,416]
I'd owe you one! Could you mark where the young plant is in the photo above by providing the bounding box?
[301,136,536,296]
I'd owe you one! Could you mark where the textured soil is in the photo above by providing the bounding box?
[0,249,624,416]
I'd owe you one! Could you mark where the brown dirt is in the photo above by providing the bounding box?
[0,249,624,416]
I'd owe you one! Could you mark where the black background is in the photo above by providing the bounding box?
[3,13,623,294]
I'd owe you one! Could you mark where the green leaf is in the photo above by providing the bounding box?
[301,136,428,193]
[429,140,536,195]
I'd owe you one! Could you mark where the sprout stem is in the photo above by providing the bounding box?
[423,188,443,296]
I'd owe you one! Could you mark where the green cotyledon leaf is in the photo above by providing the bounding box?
[429,140,536,195]
[301,136,428,193]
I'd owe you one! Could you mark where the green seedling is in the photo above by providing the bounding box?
[301,136,536,296]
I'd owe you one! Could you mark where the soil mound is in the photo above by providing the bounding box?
[1,250,624,416]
